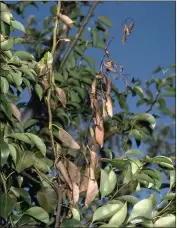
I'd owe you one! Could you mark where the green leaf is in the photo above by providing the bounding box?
[103,149,113,160]
[71,208,80,221]
[25,133,46,156]
[0,194,17,221]
[61,219,83,228]
[126,149,144,157]
[107,170,117,195]
[130,158,142,174]
[134,173,154,184]
[154,214,175,227]
[92,203,123,222]
[7,133,31,144]
[8,144,17,165]
[152,65,163,74]
[35,84,43,101]
[117,195,139,205]
[1,10,11,25]
[1,77,9,94]
[101,158,127,170]
[37,187,57,213]
[11,20,26,33]
[123,164,132,185]
[158,97,166,108]
[128,195,156,222]
[1,139,9,166]
[98,16,112,27]
[90,28,99,47]
[13,51,34,60]
[10,187,31,204]
[16,151,34,173]
[170,170,175,189]
[132,113,156,129]
[34,157,51,173]
[0,2,8,12]
[82,56,95,70]
[109,202,127,226]
[24,206,49,224]
[23,119,39,130]
[1,38,13,51]
[100,169,110,199]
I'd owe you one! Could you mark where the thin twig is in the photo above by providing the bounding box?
[59,1,99,70]
[146,92,159,113]
[99,36,115,73]
[46,1,63,227]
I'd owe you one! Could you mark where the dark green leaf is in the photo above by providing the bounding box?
[25,133,46,156]
[24,206,49,224]
[1,139,9,166]
[0,194,16,221]
[98,16,112,27]
[16,151,34,173]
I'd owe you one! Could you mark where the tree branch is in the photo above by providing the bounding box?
[46,1,64,227]
[59,1,99,70]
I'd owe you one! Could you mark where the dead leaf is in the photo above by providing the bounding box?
[59,13,74,28]
[104,47,110,57]
[102,99,108,119]
[94,99,102,126]
[91,79,96,95]
[128,20,134,32]
[67,160,80,185]
[96,73,104,79]
[95,119,104,148]
[89,127,95,141]
[106,95,113,118]
[55,87,66,108]
[72,182,79,206]
[104,60,115,72]
[89,145,98,172]
[55,160,73,190]
[9,103,21,121]
[106,78,112,95]
[58,128,80,150]
[80,166,89,193]
[85,179,98,207]
[122,32,127,44]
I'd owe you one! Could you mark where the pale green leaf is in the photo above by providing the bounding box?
[92,204,122,222]
[109,202,127,226]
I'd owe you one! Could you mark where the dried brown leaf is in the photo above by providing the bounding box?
[85,179,98,207]
[72,182,79,206]
[56,87,66,108]
[58,128,80,150]
[96,73,105,79]
[89,145,98,172]
[59,13,74,28]
[56,160,72,190]
[104,47,110,57]
[122,32,127,44]
[104,60,115,72]
[9,103,21,121]
[106,78,112,95]
[91,79,96,95]
[102,99,108,119]
[128,20,134,31]
[95,119,104,148]
[106,95,113,118]
[80,166,89,193]
[67,160,80,185]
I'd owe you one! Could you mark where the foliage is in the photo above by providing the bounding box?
[0,1,175,228]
